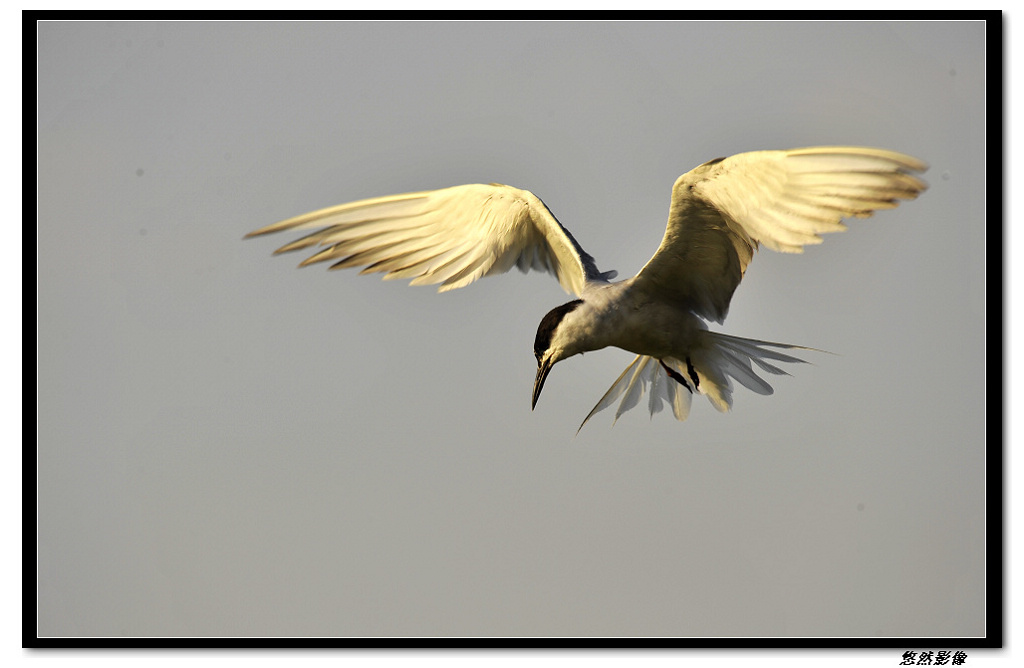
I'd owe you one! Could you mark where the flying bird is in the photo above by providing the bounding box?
[247,146,927,430]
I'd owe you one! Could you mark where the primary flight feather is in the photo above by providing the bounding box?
[247,146,927,429]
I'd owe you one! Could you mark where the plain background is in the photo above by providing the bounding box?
[35,20,987,641]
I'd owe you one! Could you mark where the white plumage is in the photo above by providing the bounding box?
[247,146,927,429]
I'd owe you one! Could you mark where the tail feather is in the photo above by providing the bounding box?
[616,359,649,421]
[578,356,652,434]
[577,333,816,431]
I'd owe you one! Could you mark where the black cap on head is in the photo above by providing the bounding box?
[534,299,584,359]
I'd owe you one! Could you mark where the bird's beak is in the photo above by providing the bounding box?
[532,357,554,410]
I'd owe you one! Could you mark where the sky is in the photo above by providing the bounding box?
[35,19,988,646]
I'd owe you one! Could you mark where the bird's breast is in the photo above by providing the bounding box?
[579,286,706,359]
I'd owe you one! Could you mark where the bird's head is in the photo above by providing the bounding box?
[532,299,586,410]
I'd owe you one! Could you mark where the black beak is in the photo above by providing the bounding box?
[532,357,553,410]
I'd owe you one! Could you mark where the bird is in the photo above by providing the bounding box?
[246,146,927,430]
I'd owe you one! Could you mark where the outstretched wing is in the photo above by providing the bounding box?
[631,146,928,323]
[246,183,615,297]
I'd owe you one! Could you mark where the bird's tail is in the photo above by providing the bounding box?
[578,332,815,433]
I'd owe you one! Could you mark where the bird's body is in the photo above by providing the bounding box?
[545,280,706,360]
[247,146,927,429]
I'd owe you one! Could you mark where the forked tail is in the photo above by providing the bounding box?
[578,332,817,433]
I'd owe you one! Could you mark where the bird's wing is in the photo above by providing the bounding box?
[630,146,928,323]
[246,183,615,297]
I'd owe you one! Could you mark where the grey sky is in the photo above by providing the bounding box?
[36,20,986,639]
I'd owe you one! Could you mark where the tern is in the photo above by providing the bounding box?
[247,146,927,429]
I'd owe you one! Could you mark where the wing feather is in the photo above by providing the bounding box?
[247,183,614,296]
[631,146,928,323]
